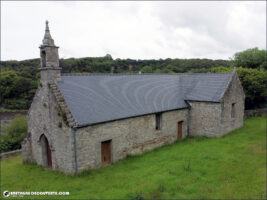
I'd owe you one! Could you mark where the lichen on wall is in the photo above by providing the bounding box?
[24,83,76,174]
[75,109,188,172]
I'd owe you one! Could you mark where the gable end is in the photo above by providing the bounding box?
[219,68,245,101]
[49,82,78,128]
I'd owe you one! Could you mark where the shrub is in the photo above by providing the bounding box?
[1,115,28,152]
[237,68,267,109]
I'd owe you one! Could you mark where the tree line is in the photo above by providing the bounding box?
[1,47,266,110]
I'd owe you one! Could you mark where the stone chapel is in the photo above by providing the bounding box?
[22,22,245,174]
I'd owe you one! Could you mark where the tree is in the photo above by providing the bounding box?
[1,115,28,152]
[1,70,38,110]
[141,66,153,73]
[104,54,113,60]
[209,66,233,73]
[236,67,266,109]
[0,70,19,99]
[233,47,266,70]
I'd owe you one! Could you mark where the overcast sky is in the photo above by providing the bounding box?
[1,1,266,61]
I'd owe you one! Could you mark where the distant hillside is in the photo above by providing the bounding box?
[1,47,266,110]
[1,56,231,75]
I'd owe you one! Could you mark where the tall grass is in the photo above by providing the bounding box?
[1,117,266,199]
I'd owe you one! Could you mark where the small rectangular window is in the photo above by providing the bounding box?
[41,50,46,68]
[155,113,162,130]
[231,103,236,118]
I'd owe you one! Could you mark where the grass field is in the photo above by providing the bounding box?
[1,117,266,199]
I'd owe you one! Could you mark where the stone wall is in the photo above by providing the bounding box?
[26,83,75,174]
[75,109,188,172]
[0,111,27,127]
[188,71,245,137]
[188,101,222,137]
[0,149,22,159]
[220,71,245,135]
[245,108,266,118]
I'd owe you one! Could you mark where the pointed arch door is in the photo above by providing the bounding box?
[44,136,52,168]
[40,134,52,168]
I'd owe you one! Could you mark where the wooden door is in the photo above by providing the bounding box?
[45,137,52,168]
[101,140,111,166]
[178,121,183,141]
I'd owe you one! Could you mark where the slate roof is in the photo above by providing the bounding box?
[57,73,233,127]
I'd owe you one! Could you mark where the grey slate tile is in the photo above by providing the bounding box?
[57,73,232,126]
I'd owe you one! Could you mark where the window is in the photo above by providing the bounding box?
[155,113,162,130]
[41,50,46,68]
[231,103,236,118]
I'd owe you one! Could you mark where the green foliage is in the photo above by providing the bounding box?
[236,68,267,109]
[1,117,266,199]
[209,66,233,73]
[154,69,162,74]
[0,70,19,98]
[0,70,38,110]
[182,160,192,172]
[0,47,266,110]
[141,66,153,73]
[1,115,28,152]
[233,47,267,70]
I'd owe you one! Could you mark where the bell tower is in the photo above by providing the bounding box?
[39,21,61,82]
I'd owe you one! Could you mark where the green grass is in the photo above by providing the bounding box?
[1,117,266,199]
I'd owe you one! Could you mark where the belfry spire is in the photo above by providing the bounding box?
[42,20,55,46]
[45,20,49,31]
[39,21,61,82]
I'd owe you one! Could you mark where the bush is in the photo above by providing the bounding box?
[237,68,267,109]
[1,115,28,152]
[141,66,153,73]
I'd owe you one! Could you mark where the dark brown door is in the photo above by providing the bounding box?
[101,140,111,166]
[178,121,183,141]
[45,137,52,168]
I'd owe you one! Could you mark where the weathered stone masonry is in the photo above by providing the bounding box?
[75,109,188,172]
[24,83,76,173]
[22,22,245,174]
[189,71,245,137]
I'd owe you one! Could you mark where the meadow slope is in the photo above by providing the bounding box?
[1,117,266,199]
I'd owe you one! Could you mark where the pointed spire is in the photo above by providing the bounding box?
[42,20,55,46]
[45,20,49,31]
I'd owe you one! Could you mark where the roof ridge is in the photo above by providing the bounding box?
[61,73,180,76]
[61,72,232,76]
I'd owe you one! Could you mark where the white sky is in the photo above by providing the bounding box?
[1,1,266,61]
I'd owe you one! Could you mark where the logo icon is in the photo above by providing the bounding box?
[3,191,9,197]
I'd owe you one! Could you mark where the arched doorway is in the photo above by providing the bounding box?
[40,134,52,168]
